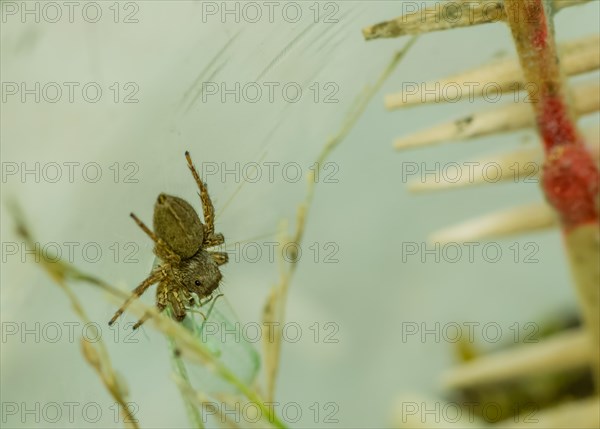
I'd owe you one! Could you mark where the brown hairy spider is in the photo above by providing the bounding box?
[108,151,228,330]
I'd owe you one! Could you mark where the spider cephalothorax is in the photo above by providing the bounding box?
[108,151,228,329]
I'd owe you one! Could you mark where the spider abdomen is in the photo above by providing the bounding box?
[153,193,204,258]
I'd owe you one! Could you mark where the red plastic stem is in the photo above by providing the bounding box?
[504,0,599,230]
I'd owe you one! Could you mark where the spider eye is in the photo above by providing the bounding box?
[194,280,201,286]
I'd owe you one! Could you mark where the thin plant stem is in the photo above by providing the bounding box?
[262,36,418,401]
[8,201,139,429]
[8,201,287,429]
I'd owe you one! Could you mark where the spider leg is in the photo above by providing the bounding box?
[180,288,194,307]
[209,251,228,266]
[108,269,164,326]
[130,212,180,264]
[132,282,168,330]
[185,151,215,237]
[130,212,159,242]
[204,233,225,249]
[132,301,165,330]
[169,289,187,322]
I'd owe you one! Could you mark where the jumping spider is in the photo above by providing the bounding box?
[108,151,228,330]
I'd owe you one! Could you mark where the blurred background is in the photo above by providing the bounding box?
[1,1,599,427]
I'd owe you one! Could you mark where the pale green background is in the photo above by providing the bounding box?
[1,1,599,427]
